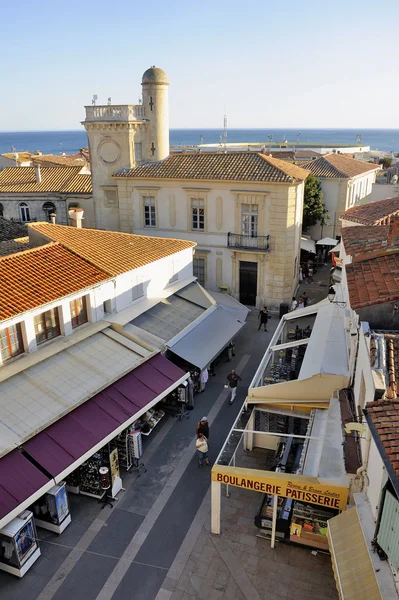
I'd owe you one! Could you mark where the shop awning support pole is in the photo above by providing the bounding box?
[226,452,236,498]
[271,495,278,549]
[211,480,221,535]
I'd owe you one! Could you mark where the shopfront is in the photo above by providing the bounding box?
[0,353,189,577]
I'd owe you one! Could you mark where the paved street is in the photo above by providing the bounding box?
[0,301,337,600]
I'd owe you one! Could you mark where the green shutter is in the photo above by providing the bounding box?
[377,490,399,570]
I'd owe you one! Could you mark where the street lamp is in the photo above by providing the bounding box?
[328,287,347,308]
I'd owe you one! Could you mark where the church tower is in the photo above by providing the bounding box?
[141,66,170,162]
[82,66,169,230]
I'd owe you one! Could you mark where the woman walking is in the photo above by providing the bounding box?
[258,306,269,331]
[196,433,211,468]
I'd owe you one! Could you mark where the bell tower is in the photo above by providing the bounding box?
[141,66,170,162]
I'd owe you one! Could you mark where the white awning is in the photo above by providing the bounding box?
[317,237,338,246]
[329,242,341,254]
[300,237,316,254]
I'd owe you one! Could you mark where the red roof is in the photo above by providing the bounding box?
[341,225,389,258]
[341,197,399,225]
[346,253,399,309]
[366,399,399,483]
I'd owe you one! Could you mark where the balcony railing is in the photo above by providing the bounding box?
[227,232,270,251]
[84,105,146,122]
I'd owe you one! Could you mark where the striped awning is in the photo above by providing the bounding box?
[327,507,383,600]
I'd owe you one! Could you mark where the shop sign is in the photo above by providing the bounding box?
[211,465,348,510]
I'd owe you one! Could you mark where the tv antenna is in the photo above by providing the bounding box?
[107,97,112,106]
[223,113,227,149]
[92,94,98,106]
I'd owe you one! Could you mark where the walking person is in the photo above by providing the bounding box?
[199,368,209,392]
[225,369,242,405]
[192,369,200,394]
[302,292,308,307]
[196,433,211,467]
[258,306,269,331]
[196,416,209,440]
[308,265,314,283]
[290,297,298,311]
[298,296,305,309]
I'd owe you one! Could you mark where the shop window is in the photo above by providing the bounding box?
[191,198,205,230]
[42,202,56,222]
[144,196,156,227]
[19,202,31,222]
[193,257,205,286]
[34,308,61,345]
[70,296,88,329]
[241,204,258,237]
[0,323,24,362]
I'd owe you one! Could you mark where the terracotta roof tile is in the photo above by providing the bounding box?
[301,153,380,179]
[341,225,389,257]
[114,152,310,183]
[341,197,399,225]
[31,153,88,168]
[365,398,399,480]
[29,222,196,276]
[0,166,92,194]
[346,253,399,309]
[0,217,27,241]
[0,243,108,321]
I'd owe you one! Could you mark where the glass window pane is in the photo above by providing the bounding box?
[34,309,60,344]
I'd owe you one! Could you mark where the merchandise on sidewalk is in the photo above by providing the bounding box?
[0,511,40,578]
[31,482,71,534]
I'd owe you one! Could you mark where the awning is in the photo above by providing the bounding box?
[0,329,152,458]
[328,507,383,600]
[0,451,53,529]
[329,242,341,254]
[22,354,187,483]
[300,237,316,254]
[317,237,338,246]
[168,305,246,370]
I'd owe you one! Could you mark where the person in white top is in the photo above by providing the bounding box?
[196,433,211,467]
[199,368,209,393]
[291,297,298,311]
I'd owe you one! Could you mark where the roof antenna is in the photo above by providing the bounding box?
[223,111,227,153]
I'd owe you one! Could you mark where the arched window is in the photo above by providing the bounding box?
[19,202,31,223]
[42,202,56,222]
[0,203,3,218]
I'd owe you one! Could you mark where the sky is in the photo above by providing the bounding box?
[1,0,398,131]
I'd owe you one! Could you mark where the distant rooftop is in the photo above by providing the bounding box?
[341,196,399,225]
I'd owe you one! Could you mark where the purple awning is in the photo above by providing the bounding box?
[0,451,51,523]
[23,354,186,479]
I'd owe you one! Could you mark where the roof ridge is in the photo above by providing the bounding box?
[258,153,308,180]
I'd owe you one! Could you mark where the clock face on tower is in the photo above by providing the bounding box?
[98,139,120,163]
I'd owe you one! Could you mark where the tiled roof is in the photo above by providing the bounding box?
[365,399,399,482]
[31,153,88,167]
[341,197,399,225]
[114,152,310,183]
[0,166,92,194]
[346,253,399,309]
[29,222,196,276]
[1,152,33,164]
[384,333,399,399]
[341,225,389,257]
[0,243,108,321]
[0,217,27,241]
[0,237,30,257]
[301,153,380,178]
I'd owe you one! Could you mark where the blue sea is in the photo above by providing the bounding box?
[1,128,399,155]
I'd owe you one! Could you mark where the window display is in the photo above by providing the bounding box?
[290,501,337,549]
[0,511,41,578]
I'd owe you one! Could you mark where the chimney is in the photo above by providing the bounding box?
[50,213,56,225]
[388,215,399,248]
[68,207,84,228]
[34,163,42,183]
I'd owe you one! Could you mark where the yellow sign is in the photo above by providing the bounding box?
[109,448,120,486]
[211,465,348,510]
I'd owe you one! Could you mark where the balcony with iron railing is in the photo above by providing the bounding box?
[84,105,146,123]
[227,232,270,251]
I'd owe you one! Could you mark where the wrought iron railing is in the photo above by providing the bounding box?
[227,232,270,251]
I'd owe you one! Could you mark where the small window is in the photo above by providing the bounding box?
[70,296,88,329]
[135,142,142,165]
[144,196,156,227]
[191,198,205,230]
[132,282,144,301]
[0,323,24,362]
[43,202,56,222]
[19,202,31,222]
[193,257,205,286]
[241,204,258,237]
[0,203,3,217]
[34,308,61,345]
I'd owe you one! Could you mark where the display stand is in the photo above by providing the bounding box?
[79,452,107,499]
[99,466,116,509]
[129,431,146,476]
[32,482,71,534]
[0,511,40,578]
[141,412,165,436]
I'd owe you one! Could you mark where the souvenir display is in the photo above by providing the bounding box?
[0,511,40,577]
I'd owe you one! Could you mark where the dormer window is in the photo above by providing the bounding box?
[0,323,24,363]
[70,297,88,328]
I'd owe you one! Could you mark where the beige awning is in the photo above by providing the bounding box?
[328,507,383,600]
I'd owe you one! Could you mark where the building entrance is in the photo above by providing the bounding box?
[239,261,257,305]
